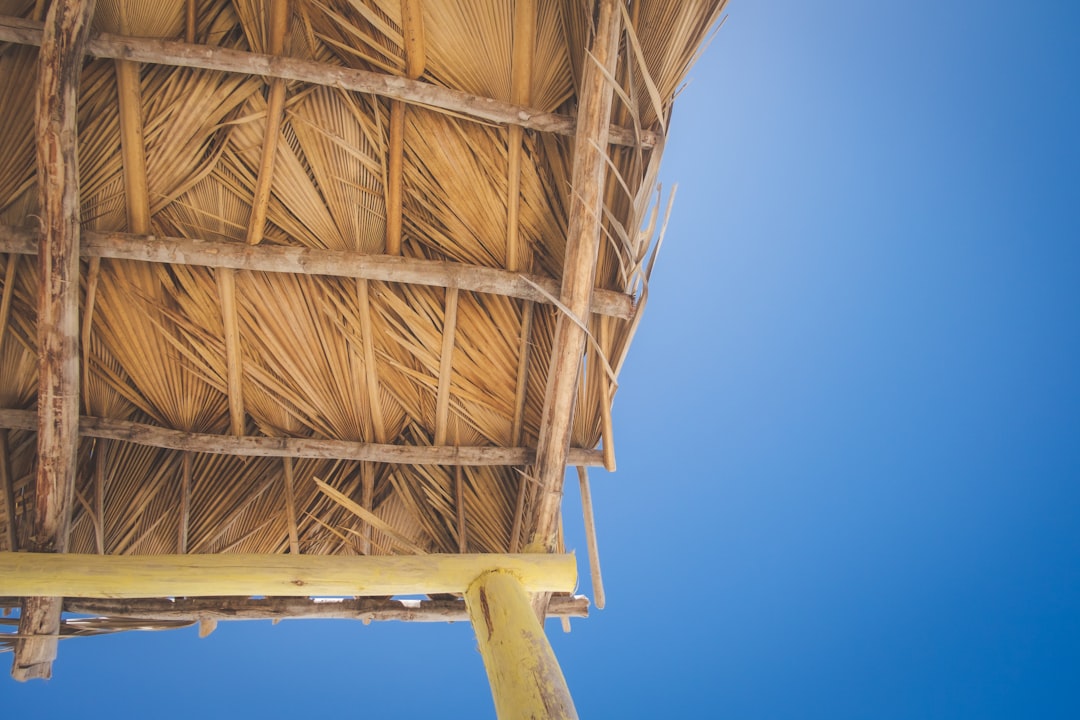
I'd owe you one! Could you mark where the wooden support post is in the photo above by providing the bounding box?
[528,0,621,554]
[115,58,151,234]
[14,0,95,682]
[465,570,578,720]
[0,552,576,598]
[245,0,289,246]
[93,443,105,554]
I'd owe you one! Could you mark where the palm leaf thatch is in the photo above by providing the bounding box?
[0,0,724,670]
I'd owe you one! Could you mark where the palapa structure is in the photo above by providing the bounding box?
[0,0,722,714]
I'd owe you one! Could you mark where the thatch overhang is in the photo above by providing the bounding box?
[0,0,723,702]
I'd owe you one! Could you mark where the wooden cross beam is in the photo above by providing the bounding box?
[0,15,658,149]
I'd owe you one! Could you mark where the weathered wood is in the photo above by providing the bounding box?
[385,0,426,255]
[0,552,577,598]
[281,456,300,554]
[216,268,245,436]
[245,0,289,246]
[15,0,95,682]
[0,408,605,467]
[0,225,636,319]
[433,286,459,446]
[0,431,15,552]
[529,0,621,553]
[508,301,535,553]
[115,58,151,234]
[0,15,658,148]
[576,466,605,610]
[46,594,589,623]
[178,451,192,554]
[465,570,578,720]
[505,0,535,273]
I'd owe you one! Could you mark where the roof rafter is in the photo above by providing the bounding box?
[0,225,636,319]
[0,15,659,149]
[0,408,604,467]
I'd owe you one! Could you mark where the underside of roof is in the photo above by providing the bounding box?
[0,0,723,684]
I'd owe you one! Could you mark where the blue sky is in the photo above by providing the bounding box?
[5,1,1080,717]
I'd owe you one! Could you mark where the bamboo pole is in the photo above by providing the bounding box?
[0,15,658,148]
[178,451,192,553]
[528,0,621,554]
[14,0,95,682]
[53,594,589,623]
[0,225,636,319]
[115,58,150,234]
[0,408,605,467]
[0,552,577,598]
[465,570,578,720]
[0,431,14,552]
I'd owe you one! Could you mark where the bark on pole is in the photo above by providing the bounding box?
[13,0,95,682]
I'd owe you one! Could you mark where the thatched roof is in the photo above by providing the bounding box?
[0,0,723,681]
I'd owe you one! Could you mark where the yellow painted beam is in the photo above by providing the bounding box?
[466,570,578,719]
[0,552,575,599]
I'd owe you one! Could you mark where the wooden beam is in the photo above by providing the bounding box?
[385,0,426,255]
[0,15,658,149]
[245,0,289,246]
[528,0,621,553]
[93,442,104,554]
[0,408,605,467]
[0,431,14,552]
[0,225,636,320]
[281,456,300,554]
[0,552,577,598]
[508,302,535,553]
[14,0,95,682]
[52,594,589,623]
[465,570,578,720]
[216,268,245,436]
[576,466,605,610]
[178,451,192,553]
[433,286,458,446]
[115,58,151,234]
[505,0,535,272]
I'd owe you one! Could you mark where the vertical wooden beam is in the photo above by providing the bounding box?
[115,58,151,234]
[93,441,104,554]
[281,456,300,554]
[178,450,192,553]
[528,0,621,553]
[360,461,374,554]
[576,466,604,609]
[0,431,15,552]
[385,0,425,255]
[14,0,95,682]
[598,317,616,472]
[454,464,467,554]
[185,0,197,43]
[465,570,578,720]
[216,267,245,436]
[433,286,458,447]
[507,0,536,554]
[357,279,383,554]
[245,0,289,245]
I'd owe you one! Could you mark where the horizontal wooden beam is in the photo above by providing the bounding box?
[5,594,589,622]
[0,408,604,467]
[0,225,635,320]
[0,15,657,149]
[0,552,577,598]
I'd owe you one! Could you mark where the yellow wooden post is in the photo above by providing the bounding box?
[465,570,578,720]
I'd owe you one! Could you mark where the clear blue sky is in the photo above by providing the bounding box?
[5,1,1079,717]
